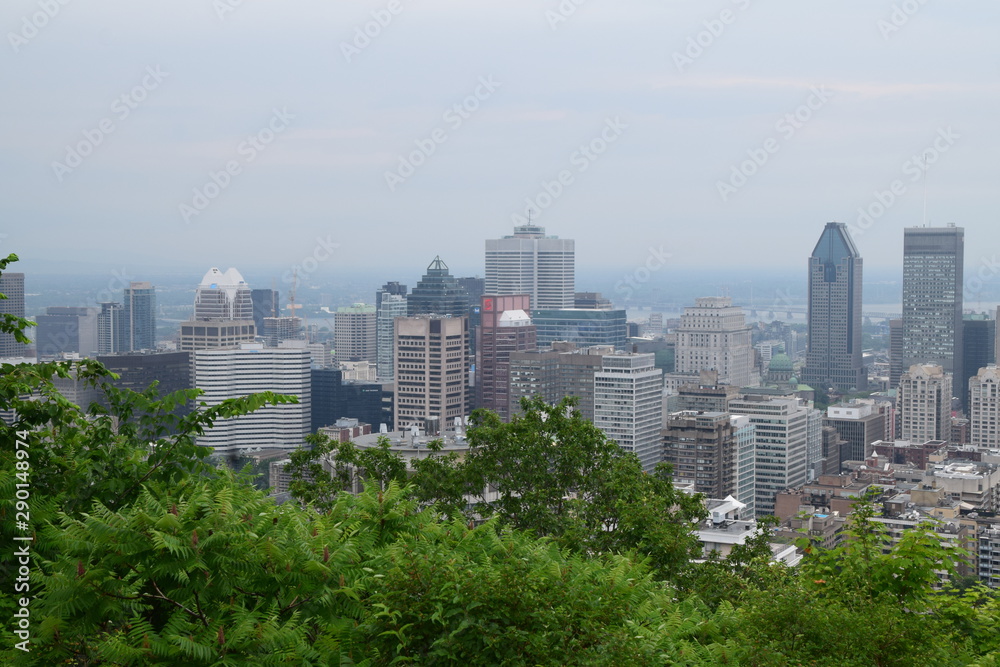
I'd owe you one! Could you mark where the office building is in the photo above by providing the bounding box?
[407,257,469,318]
[0,271,27,358]
[35,306,99,359]
[377,294,407,382]
[312,367,392,433]
[824,402,886,463]
[393,315,469,431]
[334,303,376,364]
[902,225,964,399]
[262,316,302,347]
[663,411,738,502]
[802,222,865,392]
[671,297,757,388]
[593,352,663,472]
[485,224,574,309]
[963,314,996,407]
[180,267,256,351]
[96,350,193,417]
[898,363,952,444]
[250,288,280,336]
[97,302,129,355]
[193,344,310,453]
[969,365,1000,448]
[124,281,156,351]
[508,343,608,421]
[476,294,537,421]
[889,318,904,387]
[531,308,627,350]
[728,395,818,516]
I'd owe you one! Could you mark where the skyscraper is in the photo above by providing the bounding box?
[476,294,537,421]
[962,314,996,407]
[97,302,129,355]
[0,271,28,358]
[393,315,469,431]
[123,281,156,351]
[180,268,256,351]
[902,225,964,400]
[250,288,280,336]
[35,307,99,359]
[802,222,865,391]
[193,343,311,453]
[377,294,407,382]
[334,304,377,364]
[898,363,952,443]
[969,365,1000,448]
[485,224,575,309]
[593,352,663,473]
[671,297,757,388]
[407,257,470,318]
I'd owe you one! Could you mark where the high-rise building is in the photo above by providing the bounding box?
[671,297,757,388]
[393,315,469,431]
[375,281,407,311]
[508,342,608,422]
[531,308,627,350]
[962,314,996,407]
[311,367,392,433]
[824,402,886,464]
[407,257,469,318]
[97,302,129,355]
[663,411,738,501]
[802,222,865,392]
[889,318,904,387]
[180,268,256,351]
[898,363,952,443]
[250,288,280,337]
[727,395,817,516]
[35,307,99,359]
[902,225,964,400]
[476,295,537,421]
[377,294,407,382]
[123,281,156,351]
[485,224,575,310]
[333,304,376,365]
[193,343,310,453]
[96,350,193,418]
[262,316,302,347]
[732,415,757,517]
[0,271,28,358]
[969,365,1000,448]
[593,352,663,473]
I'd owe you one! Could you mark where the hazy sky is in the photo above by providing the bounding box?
[2,1,998,282]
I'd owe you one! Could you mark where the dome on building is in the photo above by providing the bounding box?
[768,353,793,374]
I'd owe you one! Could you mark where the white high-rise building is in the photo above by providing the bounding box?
[485,224,574,310]
[193,344,311,453]
[969,365,1000,447]
[377,294,407,382]
[672,297,758,388]
[728,396,816,516]
[334,303,377,364]
[594,352,663,473]
[899,363,952,444]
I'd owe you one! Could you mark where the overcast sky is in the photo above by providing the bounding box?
[2,0,998,281]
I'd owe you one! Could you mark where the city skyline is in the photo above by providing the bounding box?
[2,2,998,278]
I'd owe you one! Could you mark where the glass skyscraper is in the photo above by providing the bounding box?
[124,281,157,351]
[802,222,865,392]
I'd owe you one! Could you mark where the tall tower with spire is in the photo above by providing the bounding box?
[407,256,470,317]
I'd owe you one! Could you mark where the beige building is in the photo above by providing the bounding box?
[670,297,758,390]
[393,315,469,431]
[335,303,377,365]
[970,365,1000,447]
[899,364,953,444]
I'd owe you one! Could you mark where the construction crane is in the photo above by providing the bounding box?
[286,269,309,343]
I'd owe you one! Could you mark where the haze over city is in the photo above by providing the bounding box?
[2,0,998,282]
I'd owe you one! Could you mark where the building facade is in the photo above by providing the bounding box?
[969,365,1000,448]
[899,363,953,444]
[334,303,377,364]
[476,294,537,422]
[485,224,575,310]
[98,302,129,355]
[35,306,99,359]
[963,314,996,407]
[802,222,865,391]
[673,297,757,388]
[193,344,311,453]
[593,352,663,472]
[180,267,256,351]
[376,294,407,382]
[902,225,964,399]
[124,281,157,351]
[393,315,469,431]
[531,308,627,350]
[0,271,27,358]
[407,257,470,318]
